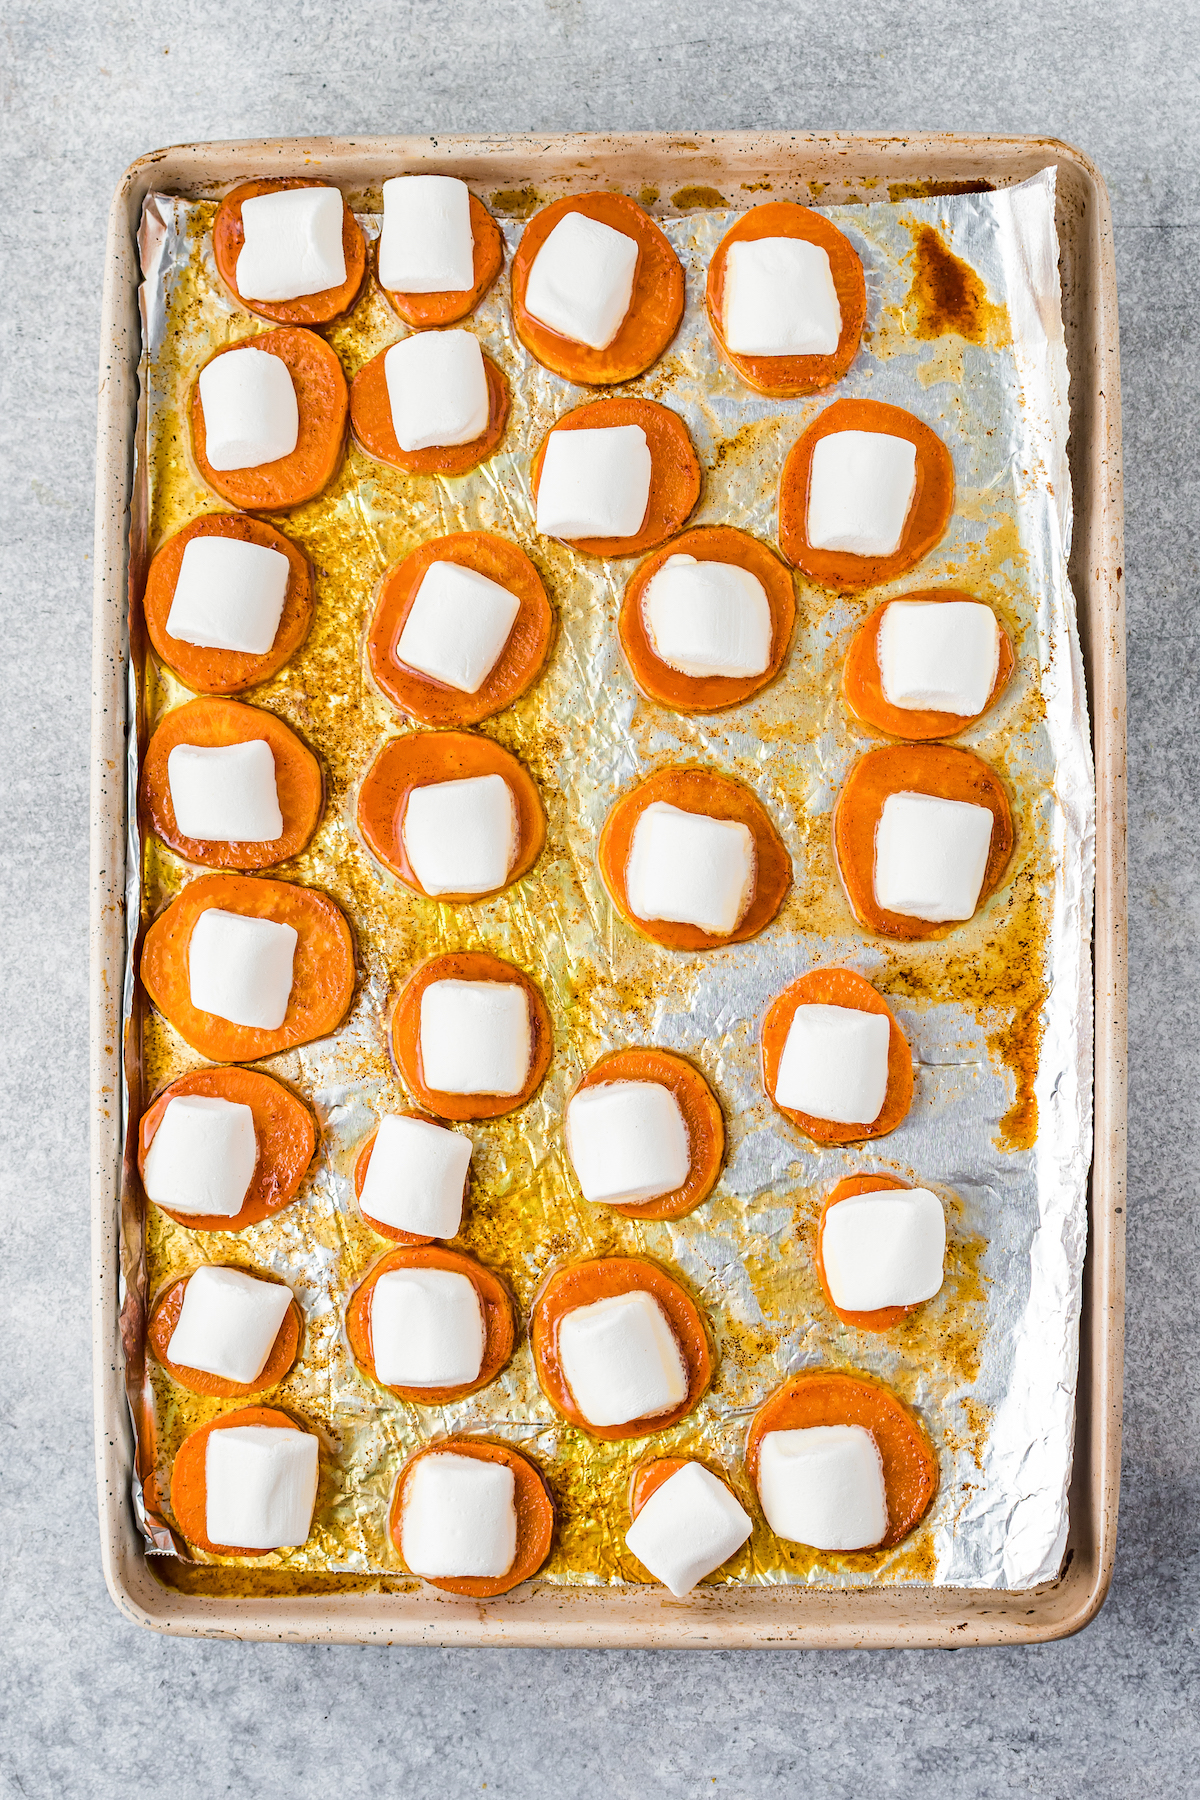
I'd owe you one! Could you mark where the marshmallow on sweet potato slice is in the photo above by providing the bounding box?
[758,1425,889,1551]
[380,175,475,294]
[761,968,913,1145]
[641,554,773,680]
[874,791,995,923]
[142,1094,257,1219]
[357,1112,472,1241]
[188,908,297,1031]
[841,592,1013,741]
[531,396,700,556]
[626,1460,753,1597]
[192,329,349,513]
[524,209,639,350]
[204,1421,319,1552]
[165,1265,295,1387]
[391,951,552,1121]
[350,328,508,476]
[808,431,918,558]
[167,534,291,657]
[391,1439,555,1597]
[402,773,518,898]
[167,739,283,843]
[212,179,365,325]
[198,346,300,472]
[369,1266,485,1388]
[820,1181,946,1317]
[565,1080,690,1210]
[395,561,522,695]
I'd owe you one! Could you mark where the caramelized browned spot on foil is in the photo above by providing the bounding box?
[902,224,1008,345]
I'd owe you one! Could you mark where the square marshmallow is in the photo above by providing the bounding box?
[205,1424,318,1550]
[625,801,755,936]
[775,1003,891,1125]
[642,554,773,679]
[359,1113,471,1238]
[167,740,283,843]
[524,210,639,350]
[535,425,652,540]
[235,186,346,302]
[822,1186,946,1312]
[723,236,842,357]
[419,979,531,1096]
[394,560,521,694]
[807,430,918,558]
[384,330,489,453]
[878,600,1000,716]
[379,175,475,294]
[565,1080,691,1207]
[557,1289,687,1428]
[198,346,299,472]
[401,1452,517,1578]
[142,1094,257,1217]
[625,1462,753,1597]
[402,773,517,896]
[370,1267,485,1387]
[188,907,298,1031]
[874,790,994,923]
[757,1425,888,1551]
[166,535,291,655]
[166,1265,294,1384]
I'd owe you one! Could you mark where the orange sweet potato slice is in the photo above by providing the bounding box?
[390,949,553,1122]
[815,1174,931,1331]
[511,192,685,385]
[148,1272,302,1396]
[191,327,349,511]
[531,396,700,557]
[353,1113,469,1245]
[140,872,355,1062]
[345,1244,515,1403]
[629,1454,691,1517]
[842,591,1015,740]
[389,1436,555,1597]
[760,967,914,1144]
[349,340,509,476]
[379,191,505,328]
[212,179,367,325]
[170,1405,315,1556]
[567,1048,724,1220]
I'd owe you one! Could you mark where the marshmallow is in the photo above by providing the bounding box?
[418,979,531,1096]
[565,1080,691,1207]
[167,740,284,843]
[536,425,652,540]
[142,1094,257,1218]
[359,1113,471,1238]
[874,790,994,922]
[625,801,755,936]
[166,1265,294,1384]
[198,347,299,472]
[524,210,639,350]
[394,560,521,694]
[557,1290,688,1428]
[204,1424,318,1550]
[723,236,842,357]
[878,600,1000,716]
[822,1186,946,1311]
[774,1003,891,1125]
[625,1462,753,1597]
[807,431,918,558]
[757,1425,888,1550]
[188,907,297,1030]
[402,773,518,897]
[400,1452,517,1578]
[370,1267,485,1387]
[235,186,347,302]
[642,554,773,679]
[384,330,489,453]
[379,175,475,294]
[166,535,291,655]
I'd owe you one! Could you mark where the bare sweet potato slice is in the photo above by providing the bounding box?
[815,1174,931,1332]
[598,765,791,951]
[170,1405,315,1557]
[531,396,701,557]
[389,1437,555,1597]
[141,696,323,870]
[140,872,355,1062]
[745,1369,938,1550]
[761,967,914,1144]
[357,729,545,901]
[380,191,504,328]
[531,1255,712,1441]
[346,1244,515,1403]
[191,326,349,511]
[511,192,685,385]
[354,1113,469,1244]
[567,1048,724,1220]
[778,397,955,591]
[349,340,509,476]
[834,743,1015,939]
[390,950,553,1122]
[148,1273,302,1397]
[212,179,367,325]
[842,591,1015,740]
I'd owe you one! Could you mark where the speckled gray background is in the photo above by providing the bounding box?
[1,3,1195,1796]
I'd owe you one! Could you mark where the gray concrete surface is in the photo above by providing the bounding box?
[1,2,1196,1795]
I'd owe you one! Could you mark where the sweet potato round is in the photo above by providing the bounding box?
[148,1272,302,1397]
[389,1437,555,1597]
[212,179,367,325]
[815,1174,935,1332]
[379,191,504,329]
[566,1048,724,1220]
[760,967,914,1144]
[191,326,349,511]
[350,339,509,476]
[390,949,553,1121]
[842,592,1015,740]
[345,1243,515,1403]
[170,1405,315,1557]
[353,1113,470,1245]
[531,396,700,557]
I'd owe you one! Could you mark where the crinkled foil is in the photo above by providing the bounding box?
[123,169,1094,1592]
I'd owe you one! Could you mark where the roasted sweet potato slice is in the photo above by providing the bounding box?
[212,179,367,325]
[390,949,553,1122]
[531,396,700,557]
[389,1437,555,1597]
[379,191,504,329]
[815,1173,932,1332]
[191,327,349,511]
[760,967,914,1144]
[567,1047,724,1220]
[346,1243,515,1403]
[148,1272,302,1397]
[842,592,1015,739]
[349,341,509,476]
[353,1113,466,1245]
[170,1405,315,1557]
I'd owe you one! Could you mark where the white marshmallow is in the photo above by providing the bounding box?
[235,186,347,302]
[400,1452,517,1578]
[625,801,755,936]
[384,330,489,453]
[723,236,842,356]
[822,1186,946,1311]
[166,535,291,655]
[418,979,531,1096]
[757,1425,888,1550]
[874,790,994,922]
[167,740,284,843]
[394,560,521,694]
[524,210,639,350]
[565,1080,691,1207]
[557,1290,688,1428]
[379,175,475,294]
[166,1265,294,1384]
[774,1003,891,1125]
[188,907,297,1031]
[878,600,1000,716]
[642,554,773,679]
[402,773,518,897]
[359,1113,471,1239]
[625,1462,753,1597]
[142,1094,257,1218]
[535,425,652,540]
[370,1267,485,1387]
[198,346,299,472]
[807,430,918,558]
[204,1424,318,1550]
